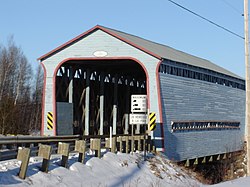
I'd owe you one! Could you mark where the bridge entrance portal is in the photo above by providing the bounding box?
[55,58,147,136]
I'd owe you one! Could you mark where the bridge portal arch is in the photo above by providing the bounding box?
[52,57,148,136]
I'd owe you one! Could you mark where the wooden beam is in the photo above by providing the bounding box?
[100,72,105,135]
[85,69,90,135]
[112,74,118,135]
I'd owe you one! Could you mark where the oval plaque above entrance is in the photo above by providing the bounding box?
[93,50,108,57]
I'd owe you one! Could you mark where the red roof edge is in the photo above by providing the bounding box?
[38,25,161,61]
[37,25,99,61]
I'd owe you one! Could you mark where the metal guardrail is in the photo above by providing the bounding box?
[0,134,142,145]
[0,133,148,161]
[0,135,81,145]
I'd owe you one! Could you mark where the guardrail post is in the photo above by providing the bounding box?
[58,142,70,168]
[125,136,129,153]
[130,136,134,153]
[75,140,86,163]
[143,135,147,151]
[147,136,152,152]
[17,147,31,179]
[111,137,117,153]
[90,138,101,158]
[141,135,145,151]
[118,136,123,152]
[133,136,137,151]
[121,136,126,153]
[104,137,116,153]
[138,136,142,151]
[38,144,52,173]
[143,134,147,160]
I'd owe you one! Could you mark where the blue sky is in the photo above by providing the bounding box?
[0,0,246,77]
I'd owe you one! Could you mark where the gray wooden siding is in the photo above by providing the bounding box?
[159,73,245,161]
[42,29,162,139]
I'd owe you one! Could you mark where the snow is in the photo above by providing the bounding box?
[210,177,250,187]
[2,150,250,187]
[0,151,202,187]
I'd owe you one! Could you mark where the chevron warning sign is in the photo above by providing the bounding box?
[149,112,156,131]
[47,112,54,130]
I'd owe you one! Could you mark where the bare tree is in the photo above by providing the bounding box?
[0,37,34,135]
[29,65,43,133]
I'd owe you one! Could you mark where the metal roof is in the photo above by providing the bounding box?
[39,25,242,79]
[102,26,242,79]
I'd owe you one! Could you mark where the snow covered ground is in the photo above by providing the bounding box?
[1,150,250,187]
[210,177,250,187]
[0,151,201,187]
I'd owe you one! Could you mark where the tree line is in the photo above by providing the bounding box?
[0,37,43,135]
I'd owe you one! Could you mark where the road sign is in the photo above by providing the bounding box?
[131,95,147,113]
[129,114,147,125]
[47,112,54,130]
[149,112,156,131]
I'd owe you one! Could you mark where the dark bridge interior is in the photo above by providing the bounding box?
[55,59,147,135]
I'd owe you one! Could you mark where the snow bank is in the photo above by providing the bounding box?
[210,176,250,187]
[0,152,202,187]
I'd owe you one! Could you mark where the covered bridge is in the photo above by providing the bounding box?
[38,25,245,161]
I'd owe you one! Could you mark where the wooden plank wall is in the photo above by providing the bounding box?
[159,70,245,161]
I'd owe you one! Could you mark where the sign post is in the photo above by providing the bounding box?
[130,94,147,154]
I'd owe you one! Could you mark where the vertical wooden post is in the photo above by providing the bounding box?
[85,69,90,135]
[135,125,140,134]
[124,114,129,134]
[58,142,70,168]
[38,144,52,173]
[152,145,156,153]
[124,77,131,134]
[119,136,123,152]
[125,136,129,153]
[113,74,118,135]
[17,147,30,179]
[147,136,151,152]
[230,164,234,178]
[100,72,105,135]
[68,66,74,103]
[143,134,147,160]
[138,136,142,151]
[244,0,250,176]
[111,137,117,153]
[185,159,190,167]
[131,134,134,153]
[75,140,86,163]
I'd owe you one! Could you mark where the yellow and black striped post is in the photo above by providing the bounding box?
[149,112,156,131]
[47,112,54,130]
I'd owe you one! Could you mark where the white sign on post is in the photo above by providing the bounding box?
[131,95,147,113]
[129,114,147,125]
